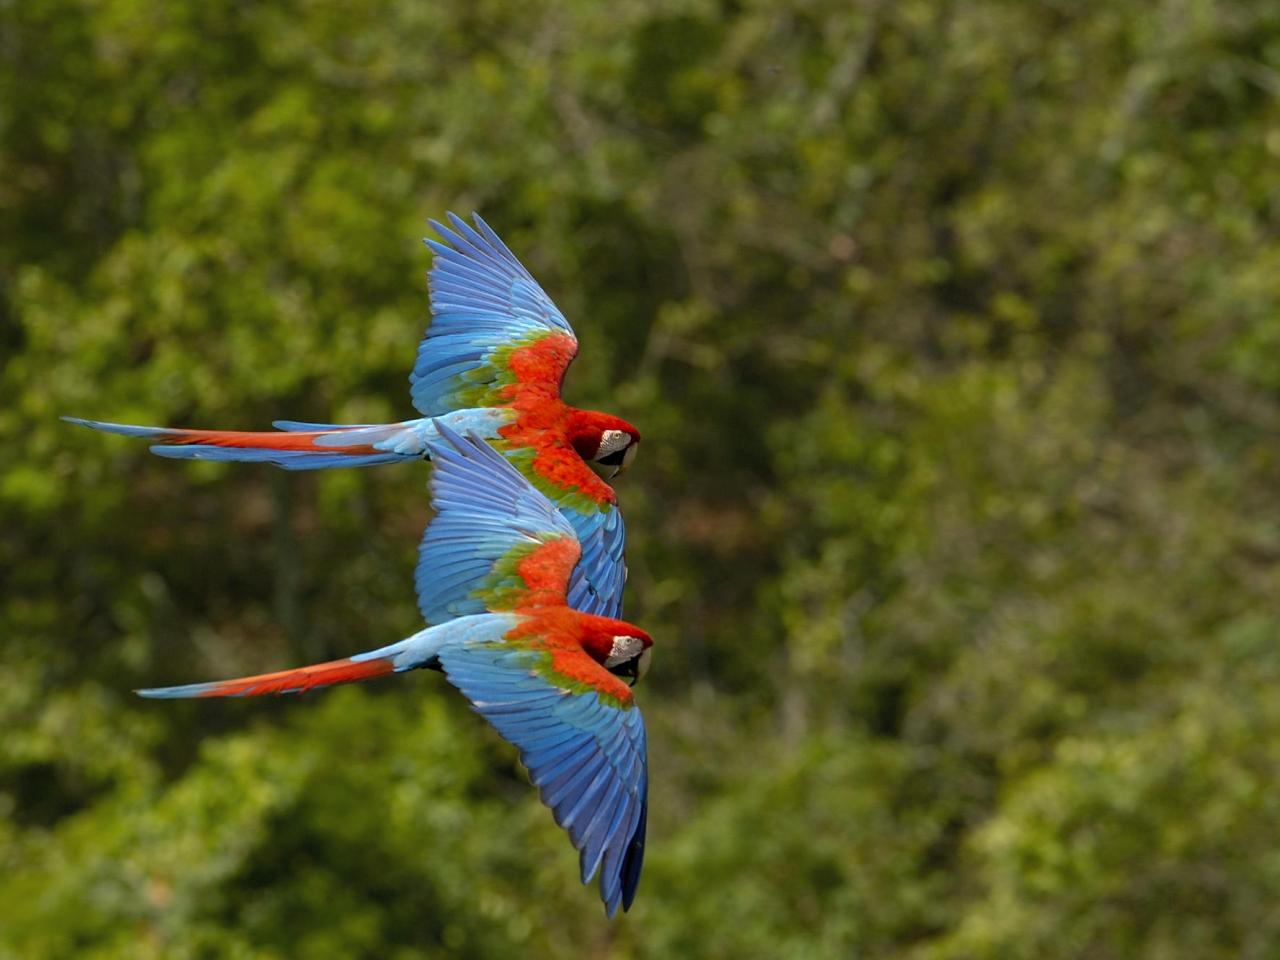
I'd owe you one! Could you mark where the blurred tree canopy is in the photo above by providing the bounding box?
[3,0,1280,956]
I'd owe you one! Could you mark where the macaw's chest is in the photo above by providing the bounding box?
[495,402,616,508]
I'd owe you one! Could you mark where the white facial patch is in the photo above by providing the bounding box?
[604,635,644,669]
[596,429,631,458]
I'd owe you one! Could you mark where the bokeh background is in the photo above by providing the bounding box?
[5,1,1280,956]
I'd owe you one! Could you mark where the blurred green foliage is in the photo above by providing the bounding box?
[3,0,1280,956]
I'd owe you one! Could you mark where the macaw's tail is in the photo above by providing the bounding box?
[137,632,433,699]
[62,417,426,470]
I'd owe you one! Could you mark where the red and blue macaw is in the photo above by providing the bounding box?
[67,213,639,618]
[138,425,653,916]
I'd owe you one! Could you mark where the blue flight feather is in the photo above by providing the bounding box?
[565,507,626,619]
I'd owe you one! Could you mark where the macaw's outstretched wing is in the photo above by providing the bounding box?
[412,212,579,416]
[439,639,648,917]
[417,424,579,625]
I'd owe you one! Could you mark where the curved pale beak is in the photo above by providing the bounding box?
[634,646,652,684]
[614,442,639,478]
[587,441,639,481]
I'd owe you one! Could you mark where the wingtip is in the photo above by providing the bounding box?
[600,870,624,918]
[619,800,647,913]
[428,210,486,238]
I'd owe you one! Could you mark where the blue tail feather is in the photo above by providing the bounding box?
[149,445,405,470]
[63,416,169,438]
[271,420,365,431]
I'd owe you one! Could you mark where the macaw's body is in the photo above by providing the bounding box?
[68,213,639,618]
[139,427,653,916]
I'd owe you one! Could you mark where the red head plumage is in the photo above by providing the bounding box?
[566,410,642,478]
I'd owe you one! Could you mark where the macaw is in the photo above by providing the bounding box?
[66,212,639,618]
[138,424,653,916]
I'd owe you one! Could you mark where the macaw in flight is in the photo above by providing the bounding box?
[67,213,639,618]
[138,424,654,916]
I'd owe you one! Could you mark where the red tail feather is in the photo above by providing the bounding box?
[157,427,381,456]
[181,657,395,698]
